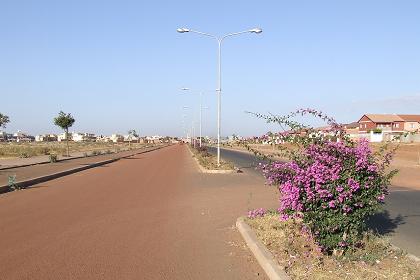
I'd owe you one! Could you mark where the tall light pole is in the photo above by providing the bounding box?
[182,106,191,143]
[181,87,209,148]
[177,27,262,166]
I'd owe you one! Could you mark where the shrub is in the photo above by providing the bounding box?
[91,150,101,156]
[249,108,397,253]
[19,152,29,158]
[49,154,58,163]
[8,175,24,191]
[40,147,50,155]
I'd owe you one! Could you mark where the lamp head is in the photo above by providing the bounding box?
[249,27,263,34]
[177,28,190,33]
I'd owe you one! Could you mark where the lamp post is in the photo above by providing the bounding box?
[180,87,210,147]
[182,105,198,147]
[177,27,262,166]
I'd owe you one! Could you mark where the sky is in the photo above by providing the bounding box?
[1,0,419,137]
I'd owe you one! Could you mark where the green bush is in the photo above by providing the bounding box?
[19,152,29,158]
[49,154,58,163]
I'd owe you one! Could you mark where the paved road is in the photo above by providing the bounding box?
[209,146,420,257]
[0,145,278,280]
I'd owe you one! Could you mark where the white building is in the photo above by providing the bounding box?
[57,132,72,142]
[110,134,124,143]
[0,131,7,142]
[124,134,139,142]
[145,135,162,144]
[72,132,96,142]
[35,134,58,142]
[13,130,34,142]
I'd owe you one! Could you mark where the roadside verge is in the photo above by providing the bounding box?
[187,145,237,174]
[0,145,168,194]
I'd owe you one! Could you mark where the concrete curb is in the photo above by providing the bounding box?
[390,244,420,263]
[0,145,168,194]
[236,217,291,280]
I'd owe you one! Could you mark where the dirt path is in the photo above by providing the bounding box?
[0,145,277,279]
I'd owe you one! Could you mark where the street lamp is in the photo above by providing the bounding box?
[182,105,197,147]
[182,106,191,143]
[180,87,210,148]
[177,27,262,166]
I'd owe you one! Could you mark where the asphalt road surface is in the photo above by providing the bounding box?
[0,145,280,280]
[208,146,420,257]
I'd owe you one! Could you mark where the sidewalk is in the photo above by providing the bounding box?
[0,152,89,169]
[0,146,164,191]
[0,147,147,170]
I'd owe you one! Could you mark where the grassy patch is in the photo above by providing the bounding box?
[189,145,234,170]
[246,213,420,280]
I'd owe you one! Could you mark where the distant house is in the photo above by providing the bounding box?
[398,115,420,132]
[110,134,124,143]
[358,114,405,133]
[72,132,96,142]
[57,132,72,142]
[343,122,360,139]
[123,134,139,143]
[96,135,111,142]
[0,131,7,142]
[145,135,162,144]
[35,134,58,142]
[12,131,34,142]
[358,114,420,133]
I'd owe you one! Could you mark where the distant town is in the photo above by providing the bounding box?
[0,130,179,144]
[1,113,420,145]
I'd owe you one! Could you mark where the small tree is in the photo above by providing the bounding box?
[54,111,75,157]
[127,129,139,149]
[0,113,10,128]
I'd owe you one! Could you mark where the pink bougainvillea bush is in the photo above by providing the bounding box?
[247,109,397,253]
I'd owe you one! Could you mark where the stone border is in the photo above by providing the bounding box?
[0,145,168,194]
[236,217,291,280]
[390,244,420,263]
[187,146,237,174]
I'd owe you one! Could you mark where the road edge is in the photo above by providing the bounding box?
[236,217,291,280]
[0,145,168,194]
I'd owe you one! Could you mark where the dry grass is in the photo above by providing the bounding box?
[225,142,420,190]
[189,145,234,170]
[0,142,147,159]
[246,213,420,280]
